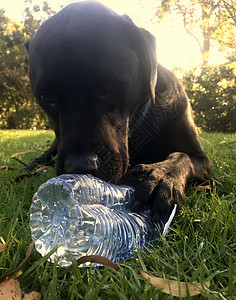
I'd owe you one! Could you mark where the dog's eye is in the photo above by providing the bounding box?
[99,81,115,96]
[98,81,118,111]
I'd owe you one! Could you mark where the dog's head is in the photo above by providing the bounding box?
[25,1,157,183]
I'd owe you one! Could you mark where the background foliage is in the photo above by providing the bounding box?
[183,54,236,132]
[0,0,235,132]
[0,2,53,130]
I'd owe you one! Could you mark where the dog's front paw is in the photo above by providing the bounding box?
[120,163,186,221]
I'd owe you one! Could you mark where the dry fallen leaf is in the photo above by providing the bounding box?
[0,278,41,300]
[35,166,52,173]
[216,140,233,149]
[0,242,34,283]
[58,254,118,278]
[0,277,22,300]
[140,271,210,297]
[23,291,41,300]
[0,243,7,252]
[0,165,15,170]
[0,243,41,299]
[11,150,36,158]
[199,181,216,190]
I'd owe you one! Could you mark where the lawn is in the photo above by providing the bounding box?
[0,130,235,299]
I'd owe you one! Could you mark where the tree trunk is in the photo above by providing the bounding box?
[201,7,211,65]
[202,34,210,65]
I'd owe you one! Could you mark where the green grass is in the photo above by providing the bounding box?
[0,129,235,299]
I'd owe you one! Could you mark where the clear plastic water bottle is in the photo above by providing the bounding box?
[30,174,176,267]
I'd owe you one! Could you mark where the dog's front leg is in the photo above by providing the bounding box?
[121,152,211,221]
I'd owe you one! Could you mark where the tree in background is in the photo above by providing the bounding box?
[0,10,33,128]
[183,52,236,132]
[157,0,236,65]
[156,0,236,132]
[0,2,54,129]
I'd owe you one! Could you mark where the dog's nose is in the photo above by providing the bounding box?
[64,154,99,175]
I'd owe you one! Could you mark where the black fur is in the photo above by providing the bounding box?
[25,1,211,220]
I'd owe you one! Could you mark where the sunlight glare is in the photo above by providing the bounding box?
[0,0,225,70]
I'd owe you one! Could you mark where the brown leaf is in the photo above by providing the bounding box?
[35,166,52,173]
[58,255,118,279]
[216,140,236,149]
[0,243,7,252]
[0,165,15,170]
[199,181,216,190]
[0,278,41,300]
[140,271,210,297]
[0,242,34,283]
[11,150,36,158]
[23,291,41,300]
[0,277,22,300]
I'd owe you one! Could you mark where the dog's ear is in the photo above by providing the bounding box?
[139,28,157,104]
[25,39,30,53]
[122,16,157,103]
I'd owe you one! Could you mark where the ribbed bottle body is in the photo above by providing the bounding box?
[30,174,159,266]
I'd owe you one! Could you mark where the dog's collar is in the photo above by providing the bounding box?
[131,98,152,133]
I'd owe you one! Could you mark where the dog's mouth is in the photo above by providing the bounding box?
[57,146,129,184]
[97,151,128,184]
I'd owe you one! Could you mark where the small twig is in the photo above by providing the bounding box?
[15,166,52,182]
[11,157,28,167]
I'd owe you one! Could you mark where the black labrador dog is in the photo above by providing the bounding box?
[25,1,211,220]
